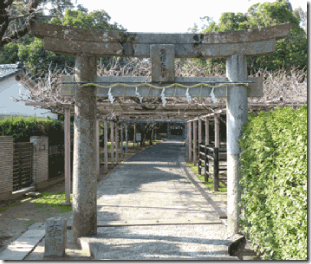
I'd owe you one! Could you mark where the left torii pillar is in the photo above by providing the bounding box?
[72,54,98,245]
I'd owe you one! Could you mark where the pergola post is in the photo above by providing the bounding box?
[63,105,71,206]
[226,54,248,235]
[111,122,114,166]
[167,122,170,137]
[205,117,209,146]
[120,123,123,160]
[96,119,100,175]
[184,123,188,158]
[188,121,192,162]
[104,119,108,172]
[193,120,197,165]
[125,123,128,156]
[215,114,220,148]
[134,123,136,146]
[72,54,97,245]
[198,119,202,144]
[115,123,118,165]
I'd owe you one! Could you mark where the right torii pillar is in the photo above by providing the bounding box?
[226,54,248,235]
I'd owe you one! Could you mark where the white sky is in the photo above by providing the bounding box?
[70,0,308,32]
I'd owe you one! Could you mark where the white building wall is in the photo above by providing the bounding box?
[0,77,58,120]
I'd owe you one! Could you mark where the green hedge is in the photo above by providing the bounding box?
[0,115,65,146]
[239,105,307,260]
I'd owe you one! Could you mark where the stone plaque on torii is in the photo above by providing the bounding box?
[29,19,291,244]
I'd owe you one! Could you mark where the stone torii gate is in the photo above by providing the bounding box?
[29,19,291,243]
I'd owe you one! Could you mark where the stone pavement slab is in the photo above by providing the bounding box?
[0,223,45,260]
[79,224,237,260]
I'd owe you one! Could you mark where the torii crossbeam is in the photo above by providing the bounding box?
[29,19,291,244]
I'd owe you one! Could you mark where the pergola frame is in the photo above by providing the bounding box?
[28,19,291,243]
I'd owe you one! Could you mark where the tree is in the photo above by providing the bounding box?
[0,0,40,46]
[0,0,77,47]
[9,8,127,78]
[184,0,307,75]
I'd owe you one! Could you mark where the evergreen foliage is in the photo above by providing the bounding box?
[0,5,127,78]
[239,105,307,260]
[187,0,307,75]
[0,115,64,147]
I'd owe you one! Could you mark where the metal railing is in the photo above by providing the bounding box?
[198,142,227,191]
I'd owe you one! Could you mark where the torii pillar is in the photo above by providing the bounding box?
[226,55,248,235]
[72,54,97,244]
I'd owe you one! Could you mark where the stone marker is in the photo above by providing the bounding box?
[44,217,67,258]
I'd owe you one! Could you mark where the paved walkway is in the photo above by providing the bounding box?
[76,136,236,260]
[2,136,239,260]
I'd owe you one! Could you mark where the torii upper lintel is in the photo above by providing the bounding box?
[29,19,292,58]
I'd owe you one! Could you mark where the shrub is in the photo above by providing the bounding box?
[239,105,307,260]
[0,115,64,147]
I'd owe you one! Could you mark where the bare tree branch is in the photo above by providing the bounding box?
[0,0,41,46]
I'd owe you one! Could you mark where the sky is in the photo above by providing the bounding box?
[69,0,308,33]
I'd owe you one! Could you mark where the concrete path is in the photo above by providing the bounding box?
[78,136,237,260]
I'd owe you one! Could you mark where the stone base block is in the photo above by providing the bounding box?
[44,217,67,258]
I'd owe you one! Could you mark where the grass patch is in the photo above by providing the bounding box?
[186,162,227,192]
[25,192,72,214]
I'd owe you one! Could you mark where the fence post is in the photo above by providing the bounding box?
[198,143,201,175]
[214,147,219,192]
[204,144,208,183]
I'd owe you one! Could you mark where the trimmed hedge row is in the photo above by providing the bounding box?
[239,105,307,260]
[0,115,64,146]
